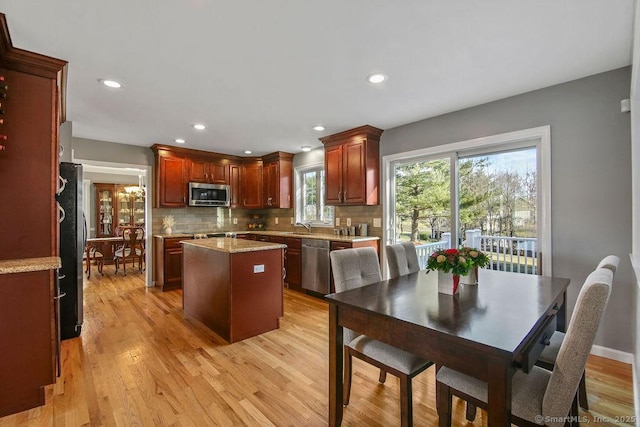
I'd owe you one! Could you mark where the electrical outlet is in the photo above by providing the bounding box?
[290,217,294,224]
[373,218,382,227]
[346,218,351,226]
[275,217,279,225]
[233,218,238,225]
[253,265,265,273]
[335,218,341,226]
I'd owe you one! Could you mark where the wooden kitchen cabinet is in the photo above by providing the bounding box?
[240,160,263,209]
[229,163,241,208]
[153,148,188,208]
[262,152,293,208]
[0,13,66,417]
[320,125,383,206]
[153,235,193,291]
[151,145,294,210]
[188,158,228,184]
[284,237,302,292]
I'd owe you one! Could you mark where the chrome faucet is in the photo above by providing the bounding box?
[295,222,312,233]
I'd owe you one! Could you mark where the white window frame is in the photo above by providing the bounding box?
[382,125,552,276]
[294,162,334,227]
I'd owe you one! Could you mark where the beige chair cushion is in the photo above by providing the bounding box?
[349,335,428,375]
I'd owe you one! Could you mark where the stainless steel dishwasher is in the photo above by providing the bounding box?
[301,239,331,294]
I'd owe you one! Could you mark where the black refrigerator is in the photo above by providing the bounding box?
[57,162,85,340]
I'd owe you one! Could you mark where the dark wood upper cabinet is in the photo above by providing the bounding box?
[241,160,263,209]
[151,145,294,210]
[229,163,241,208]
[320,125,383,206]
[153,150,187,208]
[262,152,293,208]
[188,158,228,184]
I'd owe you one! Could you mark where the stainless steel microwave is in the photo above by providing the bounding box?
[188,182,230,207]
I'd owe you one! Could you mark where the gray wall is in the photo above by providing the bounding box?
[72,136,154,166]
[382,67,633,353]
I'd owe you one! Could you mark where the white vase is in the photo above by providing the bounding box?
[165,227,172,235]
[438,271,460,295]
[460,267,478,285]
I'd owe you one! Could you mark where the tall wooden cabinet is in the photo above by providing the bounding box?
[240,160,263,209]
[262,152,293,208]
[0,13,67,417]
[320,125,383,206]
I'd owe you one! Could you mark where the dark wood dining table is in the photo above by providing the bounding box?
[325,268,570,426]
[85,236,123,278]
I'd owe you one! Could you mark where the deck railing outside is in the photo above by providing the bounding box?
[412,230,538,275]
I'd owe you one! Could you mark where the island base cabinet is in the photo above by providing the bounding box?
[182,245,284,343]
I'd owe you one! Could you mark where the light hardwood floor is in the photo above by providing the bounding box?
[0,271,634,426]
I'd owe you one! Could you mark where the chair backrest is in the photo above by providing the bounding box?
[330,247,382,293]
[122,227,144,251]
[597,255,619,274]
[386,242,421,279]
[542,268,613,426]
[330,247,382,343]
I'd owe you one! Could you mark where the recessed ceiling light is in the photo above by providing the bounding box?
[99,79,122,88]
[366,73,387,84]
[175,138,186,144]
[301,146,312,152]
[244,150,252,154]
[192,123,206,130]
[312,125,325,131]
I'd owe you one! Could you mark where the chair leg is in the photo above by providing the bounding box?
[399,375,413,427]
[569,394,580,427]
[379,369,387,383]
[578,371,588,410]
[436,380,452,427]
[465,402,477,422]
[343,347,352,406]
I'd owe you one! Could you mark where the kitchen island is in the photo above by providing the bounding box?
[182,238,286,343]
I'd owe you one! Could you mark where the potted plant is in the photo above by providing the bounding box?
[426,248,471,294]
[459,247,491,285]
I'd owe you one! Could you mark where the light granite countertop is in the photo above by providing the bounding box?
[0,256,61,275]
[182,237,286,254]
[153,231,379,243]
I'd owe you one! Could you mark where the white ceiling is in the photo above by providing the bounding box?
[1,0,635,156]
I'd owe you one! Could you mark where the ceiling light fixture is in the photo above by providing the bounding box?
[301,146,312,152]
[366,73,387,84]
[312,125,325,131]
[175,138,186,144]
[99,79,122,88]
[244,150,252,154]
[192,123,206,130]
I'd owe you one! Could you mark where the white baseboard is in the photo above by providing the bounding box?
[590,344,634,364]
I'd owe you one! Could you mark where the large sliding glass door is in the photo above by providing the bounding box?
[385,127,550,276]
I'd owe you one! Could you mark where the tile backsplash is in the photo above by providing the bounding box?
[152,204,383,238]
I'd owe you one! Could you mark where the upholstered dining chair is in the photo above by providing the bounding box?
[83,246,104,275]
[114,226,145,275]
[535,254,619,410]
[330,247,434,427]
[386,242,421,279]
[436,267,613,427]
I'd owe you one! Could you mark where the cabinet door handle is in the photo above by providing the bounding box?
[282,267,287,280]
[54,292,66,300]
[343,190,347,202]
[337,191,342,203]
